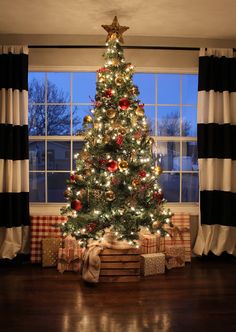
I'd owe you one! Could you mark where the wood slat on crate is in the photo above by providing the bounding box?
[101,261,140,269]
[100,255,140,262]
[99,276,140,282]
[101,248,140,255]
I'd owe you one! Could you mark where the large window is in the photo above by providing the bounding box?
[29,72,198,203]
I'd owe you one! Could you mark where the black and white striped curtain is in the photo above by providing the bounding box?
[194,48,236,256]
[0,46,30,259]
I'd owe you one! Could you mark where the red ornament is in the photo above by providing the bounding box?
[116,134,123,146]
[139,170,147,178]
[86,222,96,233]
[107,160,118,172]
[71,199,83,211]
[119,98,130,110]
[105,88,113,98]
[70,174,75,182]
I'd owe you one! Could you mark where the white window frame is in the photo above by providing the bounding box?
[29,66,199,216]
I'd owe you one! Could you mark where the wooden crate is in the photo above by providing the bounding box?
[99,248,140,282]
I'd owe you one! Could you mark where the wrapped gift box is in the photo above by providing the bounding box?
[165,245,185,270]
[140,234,160,254]
[57,236,84,273]
[30,215,66,263]
[140,253,165,276]
[160,213,191,262]
[42,238,62,267]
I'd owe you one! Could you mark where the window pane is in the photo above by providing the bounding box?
[29,72,45,103]
[47,105,70,135]
[182,142,198,171]
[144,106,155,135]
[72,105,92,135]
[29,172,45,202]
[133,73,155,104]
[48,172,70,202]
[157,106,180,136]
[182,106,197,136]
[158,74,180,104]
[159,173,180,202]
[182,174,199,202]
[73,72,96,103]
[47,72,70,103]
[47,141,70,170]
[73,141,85,169]
[156,142,180,171]
[28,105,45,136]
[29,141,45,170]
[182,74,198,105]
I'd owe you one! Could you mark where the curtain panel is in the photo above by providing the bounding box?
[0,45,30,259]
[194,48,236,256]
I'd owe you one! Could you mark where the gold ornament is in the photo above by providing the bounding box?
[103,135,111,144]
[132,178,140,187]
[74,174,84,182]
[94,122,100,129]
[152,220,161,229]
[79,151,90,160]
[112,58,120,67]
[105,190,116,201]
[118,160,128,171]
[101,16,129,44]
[135,107,144,117]
[115,76,124,86]
[154,166,163,176]
[118,126,127,135]
[83,115,93,124]
[106,108,116,119]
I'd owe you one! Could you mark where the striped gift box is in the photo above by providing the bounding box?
[57,236,84,273]
[30,215,66,263]
[160,213,191,262]
[140,234,160,254]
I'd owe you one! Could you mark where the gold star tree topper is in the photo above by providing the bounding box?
[102,16,129,43]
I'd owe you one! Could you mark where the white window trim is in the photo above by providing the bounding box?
[29,66,199,216]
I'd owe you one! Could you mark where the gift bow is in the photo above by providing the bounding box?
[170,226,190,242]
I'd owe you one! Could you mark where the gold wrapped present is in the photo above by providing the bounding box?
[140,253,165,276]
[42,238,62,267]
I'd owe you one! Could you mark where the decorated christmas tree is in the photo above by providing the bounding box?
[61,17,173,247]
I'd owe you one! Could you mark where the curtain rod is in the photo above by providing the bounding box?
[28,45,200,51]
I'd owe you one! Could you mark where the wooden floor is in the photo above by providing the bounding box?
[0,255,236,332]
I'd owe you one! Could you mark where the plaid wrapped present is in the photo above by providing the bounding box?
[140,253,165,276]
[57,236,85,273]
[165,245,185,270]
[160,213,191,262]
[140,234,160,254]
[30,215,66,263]
[42,238,62,267]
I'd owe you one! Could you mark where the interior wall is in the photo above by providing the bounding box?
[29,48,198,72]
